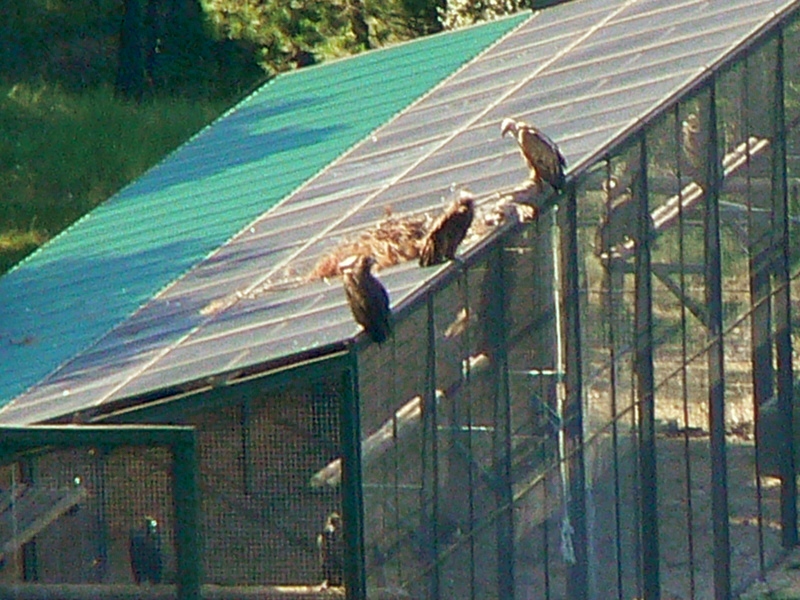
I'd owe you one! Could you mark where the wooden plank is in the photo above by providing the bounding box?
[0,485,87,564]
[0,583,347,600]
[610,136,772,262]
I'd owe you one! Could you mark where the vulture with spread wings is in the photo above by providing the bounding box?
[419,191,475,267]
[342,255,391,344]
[501,118,567,193]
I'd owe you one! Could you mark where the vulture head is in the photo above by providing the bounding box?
[500,117,518,138]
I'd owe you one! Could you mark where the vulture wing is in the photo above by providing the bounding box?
[518,125,566,191]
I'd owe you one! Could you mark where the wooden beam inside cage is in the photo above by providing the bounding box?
[0,483,88,566]
[605,135,771,262]
[0,583,348,599]
[310,354,491,489]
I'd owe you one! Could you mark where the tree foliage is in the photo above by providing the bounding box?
[439,0,530,30]
[202,0,445,74]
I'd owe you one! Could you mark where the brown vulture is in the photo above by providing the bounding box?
[681,113,706,185]
[129,516,163,585]
[317,511,344,587]
[594,174,654,259]
[501,118,566,193]
[341,255,391,343]
[419,191,475,267]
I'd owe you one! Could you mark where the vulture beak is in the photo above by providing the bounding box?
[500,118,516,137]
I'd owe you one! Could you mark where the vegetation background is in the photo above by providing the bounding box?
[0,0,559,275]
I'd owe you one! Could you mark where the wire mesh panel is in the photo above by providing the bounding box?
[0,426,197,600]
[358,301,429,599]
[436,248,510,600]
[577,152,643,600]
[189,375,343,587]
[503,222,561,599]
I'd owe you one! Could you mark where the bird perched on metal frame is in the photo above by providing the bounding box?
[341,254,391,344]
[317,511,344,588]
[129,516,163,585]
[419,190,475,267]
[501,118,567,194]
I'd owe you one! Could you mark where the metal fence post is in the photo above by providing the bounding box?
[342,356,368,600]
[423,293,440,600]
[173,430,201,600]
[634,134,660,600]
[561,186,588,600]
[705,80,731,600]
[773,26,798,548]
[487,245,515,600]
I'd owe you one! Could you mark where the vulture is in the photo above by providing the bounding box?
[342,255,391,343]
[419,191,475,267]
[681,113,706,185]
[595,175,654,258]
[129,516,163,585]
[318,511,344,587]
[501,118,567,193]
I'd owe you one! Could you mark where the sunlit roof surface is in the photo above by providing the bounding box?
[1,0,796,424]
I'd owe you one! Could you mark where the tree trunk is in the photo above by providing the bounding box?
[347,0,371,50]
[115,0,146,101]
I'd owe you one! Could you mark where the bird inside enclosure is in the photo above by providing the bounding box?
[341,254,391,344]
[419,190,475,267]
[501,118,567,194]
[129,516,163,585]
[681,112,706,185]
[594,175,654,259]
[318,511,344,588]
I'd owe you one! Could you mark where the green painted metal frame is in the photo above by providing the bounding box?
[634,133,660,600]
[0,425,200,600]
[705,79,732,600]
[96,348,368,599]
[487,244,515,600]
[342,350,367,600]
[772,25,798,548]
[560,185,588,600]
[102,344,366,600]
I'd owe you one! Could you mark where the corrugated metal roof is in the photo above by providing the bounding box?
[1,0,797,424]
[0,13,527,408]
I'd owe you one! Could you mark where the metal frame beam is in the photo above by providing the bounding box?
[0,425,200,600]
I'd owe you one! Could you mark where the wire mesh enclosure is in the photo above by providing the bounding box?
[0,426,197,600]
[3,8,800,600]
[187,374,344,587]
[353,11,800,600]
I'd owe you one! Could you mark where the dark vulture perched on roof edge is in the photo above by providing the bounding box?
[501,118,567,193]
[318,511,344,587]
[419,190,475,267]
[342,255,391,343]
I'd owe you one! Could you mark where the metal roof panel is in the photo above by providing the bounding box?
[0,13,527,406]
[2,0,797,422]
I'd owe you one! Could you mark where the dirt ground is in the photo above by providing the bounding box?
[741,548,800,599]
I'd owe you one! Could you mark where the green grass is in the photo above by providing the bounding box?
[0,82,231,274]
